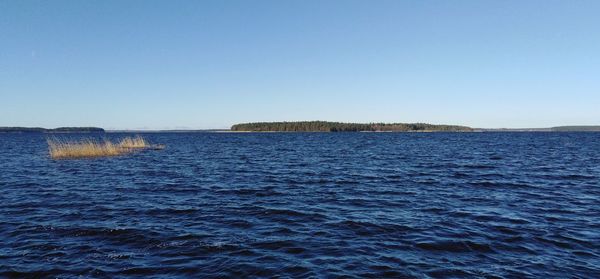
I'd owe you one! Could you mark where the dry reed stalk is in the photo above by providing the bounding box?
[48,136,152,159]
[119,135,148,148]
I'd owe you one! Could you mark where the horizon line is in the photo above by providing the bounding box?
[5,122,600,132]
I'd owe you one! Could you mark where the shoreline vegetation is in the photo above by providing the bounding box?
[231,121,473,132]
[2,125,600,133]
[0,127,104,133]
[47,136,164,159]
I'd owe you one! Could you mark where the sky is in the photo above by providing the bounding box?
[1,0,599,129]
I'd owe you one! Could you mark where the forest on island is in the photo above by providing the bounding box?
[0,127,105,133]
[231,121,473,132]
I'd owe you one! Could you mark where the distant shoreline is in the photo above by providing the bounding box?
[230,121,600,133]
[0,127,104,133]
[230,121,473,132]
[2,125,600,133]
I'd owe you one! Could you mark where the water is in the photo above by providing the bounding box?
[1,132,599,278]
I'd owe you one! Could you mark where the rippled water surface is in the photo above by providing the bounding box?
[1,132,600,278]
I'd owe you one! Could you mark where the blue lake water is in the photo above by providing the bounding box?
[1,132,599,278]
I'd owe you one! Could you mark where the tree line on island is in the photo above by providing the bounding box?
[4,124,598,133]
[0,127,104,133]
[231,121,473,132]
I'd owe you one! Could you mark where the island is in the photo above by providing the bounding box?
[0,127,105,133]
[231,121,473,132]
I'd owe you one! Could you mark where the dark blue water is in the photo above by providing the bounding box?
[1,132,600,278]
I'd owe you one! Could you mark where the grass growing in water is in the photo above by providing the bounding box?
[119,135,148,148]
[48,136,157,159]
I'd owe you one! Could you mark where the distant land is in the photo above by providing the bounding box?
[551,126,600,132]
[107,129,229,133]
[231,121,473,132]
[0,127,104,133]
[475,126,600,132]
[231,122,600,132]
[2,124,600,133]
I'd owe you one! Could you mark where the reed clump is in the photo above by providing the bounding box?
[48,136,158,159]
[119,135,148,148]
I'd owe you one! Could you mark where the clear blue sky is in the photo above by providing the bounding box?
[1,0,599,129]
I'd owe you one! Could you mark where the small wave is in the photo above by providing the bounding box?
[415,240,494,253]
[534,236,575,249]
[251,239,299,251]
[427,268,475,278]
[145,207,199,215]
[327,220,415,237]
[259,207,327,222]
[218,188,283,197]
[461,164,496,170]
[469,181,536,189]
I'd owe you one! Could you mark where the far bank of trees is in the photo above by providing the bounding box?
[0,127,105,133]
[231,121,472,132]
